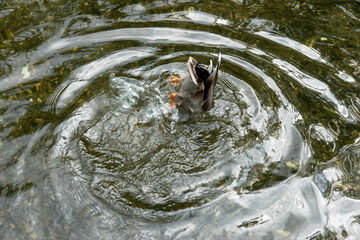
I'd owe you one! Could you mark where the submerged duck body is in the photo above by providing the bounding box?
[170,53,221,113]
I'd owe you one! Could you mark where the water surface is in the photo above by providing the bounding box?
[1,0,360,239]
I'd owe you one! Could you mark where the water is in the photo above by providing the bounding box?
[0,0,360,239]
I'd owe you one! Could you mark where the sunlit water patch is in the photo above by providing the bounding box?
[0,0,360,239]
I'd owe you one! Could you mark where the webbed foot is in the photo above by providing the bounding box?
[166,75,181,86]
[170,93,176,108]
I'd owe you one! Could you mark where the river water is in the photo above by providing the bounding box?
[1,0,360,239]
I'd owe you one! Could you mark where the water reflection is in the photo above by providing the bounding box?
[0,0,360,239]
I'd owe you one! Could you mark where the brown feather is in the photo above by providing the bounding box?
[202,54,221,111]
[173,53,221,113]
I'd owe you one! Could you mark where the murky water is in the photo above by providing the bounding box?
[1,0,360,239]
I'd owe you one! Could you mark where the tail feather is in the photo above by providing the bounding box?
[202,53,221,111]
[187,57,198,84]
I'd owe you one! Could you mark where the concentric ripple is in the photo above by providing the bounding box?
[47,41,308,221]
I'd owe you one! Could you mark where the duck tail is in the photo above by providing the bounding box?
[188,56,199,84]
[201,52,222,111]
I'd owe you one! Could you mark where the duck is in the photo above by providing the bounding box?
[169,53,221,113]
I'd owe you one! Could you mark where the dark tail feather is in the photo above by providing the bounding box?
[202,53,221,111]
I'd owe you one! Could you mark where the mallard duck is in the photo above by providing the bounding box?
[170,53,221,113]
